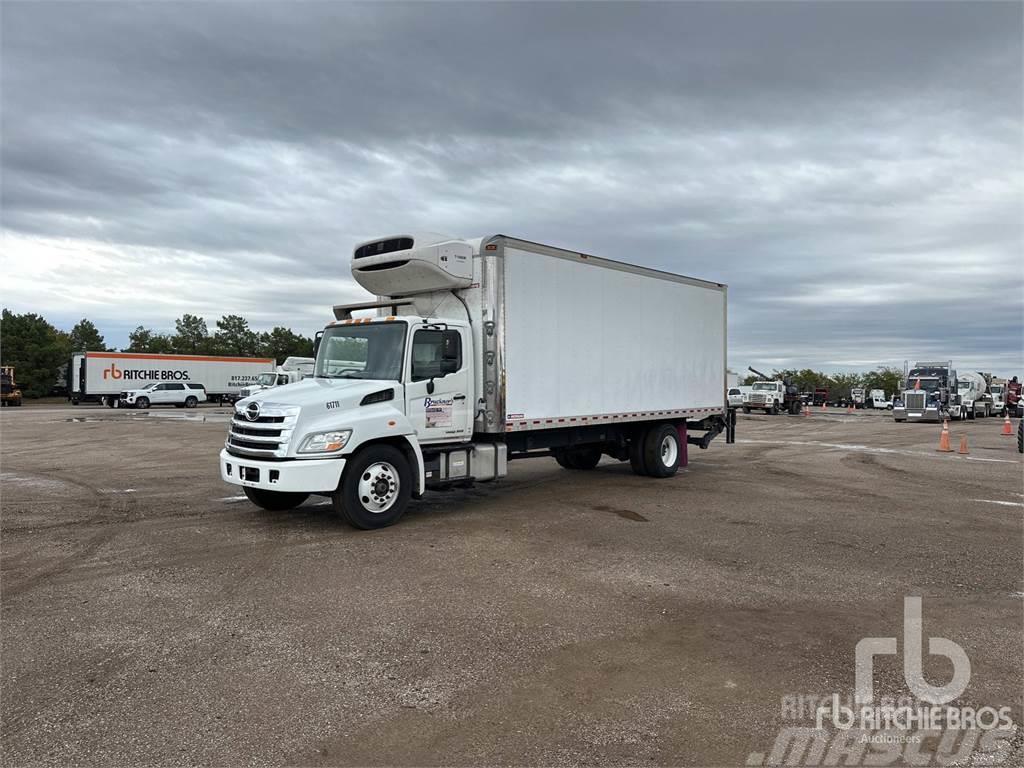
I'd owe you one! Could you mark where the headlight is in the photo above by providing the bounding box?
[298,430,352,454]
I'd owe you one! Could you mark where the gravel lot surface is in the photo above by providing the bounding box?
[2,405,1021,766]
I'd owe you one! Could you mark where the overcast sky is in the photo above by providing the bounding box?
[2,2,1021,375]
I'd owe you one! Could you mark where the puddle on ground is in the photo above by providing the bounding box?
[65,410,233,424]
[591,504,648,522]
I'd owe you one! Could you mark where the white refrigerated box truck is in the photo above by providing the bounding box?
[220,233,733,529]
[69,352,275,406]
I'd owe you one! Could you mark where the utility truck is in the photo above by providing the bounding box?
[220,233,734,529]
[893,361,956,423]
[68,352,275,406]
[743,368,802,414]
[236,357,315,400]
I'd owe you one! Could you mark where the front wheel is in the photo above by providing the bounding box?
[185,396,198,408]
[334,445,412,529]
[742,406,751,414]
[136,397,150,409]
[244,487,309,510]
[770,400,779,415]
[642,423,681,478]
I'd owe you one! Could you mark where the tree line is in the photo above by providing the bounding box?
[0,310,314,398]
[739,367,906,397]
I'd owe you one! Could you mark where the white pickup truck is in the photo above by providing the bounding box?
[219,233,734,528]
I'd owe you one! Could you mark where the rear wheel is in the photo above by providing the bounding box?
[629,427,649,476]
[244,487,309,511]
[334,444,412,529]
[642,423,681,478]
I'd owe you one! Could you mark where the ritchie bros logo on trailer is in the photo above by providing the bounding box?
[101,363,191,381]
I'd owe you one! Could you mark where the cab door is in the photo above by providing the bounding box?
[404,326,473,444]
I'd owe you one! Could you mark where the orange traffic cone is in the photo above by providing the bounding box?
[803,402,810,416]
[937,420,953,452]
[1001,413,1013,436]
[847,404,854,414]
[958,436,969,455]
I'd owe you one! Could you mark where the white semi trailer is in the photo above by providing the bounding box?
[220,233,733,529]
[69,352,275,406]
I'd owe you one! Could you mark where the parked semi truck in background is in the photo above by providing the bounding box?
[235,357,315,400]
[68,352,275,406]
[893,361,956,423]
[220,233,734,529]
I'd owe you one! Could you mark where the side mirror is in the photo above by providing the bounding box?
[313,330,323,359]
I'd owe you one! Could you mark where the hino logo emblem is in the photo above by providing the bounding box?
[244,402,261,421]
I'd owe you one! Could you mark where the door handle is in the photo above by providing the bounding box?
[452,394,466,401]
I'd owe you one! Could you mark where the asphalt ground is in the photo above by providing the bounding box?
[2,404,1022,766]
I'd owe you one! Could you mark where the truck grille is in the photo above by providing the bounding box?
[226,405,299,459]
[750,393,767,405]
[905,392,926,410]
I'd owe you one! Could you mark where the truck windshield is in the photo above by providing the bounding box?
[990,386,1003,394]
[258,373,277,386]
[752,382,776,391]
[315,322,406,381]
[909,378,940,393]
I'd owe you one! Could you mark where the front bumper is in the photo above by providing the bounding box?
[893,406,942,422]
[219,449,346,493]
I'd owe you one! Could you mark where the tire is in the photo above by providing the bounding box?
[770,400,779,415]
[788,400,800,415]
[1017,422,1022,454]
[244,486,309,511]
[333,444,412,529]
[967,408,975,420]
[642,423,681,479]
[629,427,649,476]
[136,397,150,409]
[554,446,602,470]
[185,396,198,408]
[742,406,751,414]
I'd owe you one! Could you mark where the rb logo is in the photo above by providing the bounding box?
[855,596,971,705]
[102,363,123,380]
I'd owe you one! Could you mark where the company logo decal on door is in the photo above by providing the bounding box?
[424,397,453,428]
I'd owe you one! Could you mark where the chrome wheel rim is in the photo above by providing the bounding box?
[358,462,400,513]
[660,434,678,468]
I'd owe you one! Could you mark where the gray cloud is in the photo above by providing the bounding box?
[2,1,1021,374]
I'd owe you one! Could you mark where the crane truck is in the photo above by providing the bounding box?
[743,368,802,414]
[219,233,734,529]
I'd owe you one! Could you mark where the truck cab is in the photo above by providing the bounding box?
[744,380,785,414]
[893,362,955,423]
[236,356,315,400]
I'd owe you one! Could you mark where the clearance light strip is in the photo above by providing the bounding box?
[333,316,397,326]
[503,407,724,432]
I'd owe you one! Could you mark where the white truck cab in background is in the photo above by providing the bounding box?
[219,233,734,529]
[236,356,314,400]
[868,389,889,409]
